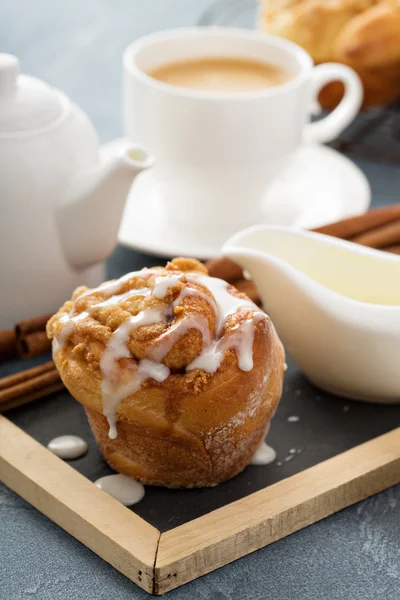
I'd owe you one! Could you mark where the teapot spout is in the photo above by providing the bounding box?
[58,146,153,270]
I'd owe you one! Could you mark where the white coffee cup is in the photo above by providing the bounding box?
[123,27,362,233]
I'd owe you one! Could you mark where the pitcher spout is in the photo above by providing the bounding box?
[223,226,312,329]
[58,146,153,270]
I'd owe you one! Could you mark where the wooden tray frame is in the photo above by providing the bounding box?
[1,415,399,595]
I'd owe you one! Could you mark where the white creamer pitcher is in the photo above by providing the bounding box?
[224,225,400,403]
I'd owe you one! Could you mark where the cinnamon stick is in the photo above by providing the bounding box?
[0,329,18,362]
[313,204,400,240]
[0,382,64,412]
[0,360,55,391]
[0,369,60,406]
[0,369,61,405]
[351,220,400,248]
[17,330,52,359]
[206,257,243,283]
[206,206,400,291]
[0,361,63,411]
[235,279,261,305]
[385,245,400,255]
[15,313,52,337]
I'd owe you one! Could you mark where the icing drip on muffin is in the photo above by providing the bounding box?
[49,259,267,439]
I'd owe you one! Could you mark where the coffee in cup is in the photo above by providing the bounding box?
[147,57,291,93]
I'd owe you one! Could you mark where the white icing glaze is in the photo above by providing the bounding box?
[152,273,182,299]
[149,314,211,363]
[194,275,256,334]
[92,287,151,309]
[232,313,266,371]
[79,268,156,299]
[47,435,88,460]
[187,309,265,373]
[288,415,300,422]
[95,474,145,506]
[54,311,89,350]
[250,441,276,465]
[100,306,169,438]
[186,337,225,373]
[174,285,218,314]
[186,276,266,373]
[54,271,156,347]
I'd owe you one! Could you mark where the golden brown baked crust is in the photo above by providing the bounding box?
[259,0,400,107]
[48,258,285,488]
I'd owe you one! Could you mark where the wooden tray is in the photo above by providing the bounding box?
[1,358,399,595]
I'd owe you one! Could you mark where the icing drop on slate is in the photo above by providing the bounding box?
[288,415,300,423]
[250,442,277,465]
[47,435,88,459]
[95,474,145,506]
[55,269,267,439]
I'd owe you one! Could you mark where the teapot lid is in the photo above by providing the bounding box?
[0,54,63,134]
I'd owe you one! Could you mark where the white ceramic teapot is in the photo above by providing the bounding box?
[0,54,152,328]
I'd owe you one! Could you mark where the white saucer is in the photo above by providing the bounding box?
[102,138,371,259]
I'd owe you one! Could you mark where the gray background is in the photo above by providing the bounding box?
[1,1,399,598]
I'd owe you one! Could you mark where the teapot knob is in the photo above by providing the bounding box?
[0,54,19,97]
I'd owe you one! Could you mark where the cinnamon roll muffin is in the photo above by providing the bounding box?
[47,258,285,488]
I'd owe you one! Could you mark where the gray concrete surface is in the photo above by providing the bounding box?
[1,1,399,598]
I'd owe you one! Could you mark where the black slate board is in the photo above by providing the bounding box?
[6,357,400,533]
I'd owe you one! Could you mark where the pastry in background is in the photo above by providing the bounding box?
[258,0,400,108]
[47,258,285,488]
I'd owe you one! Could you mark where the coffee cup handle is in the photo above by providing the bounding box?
[304,63,363,144]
